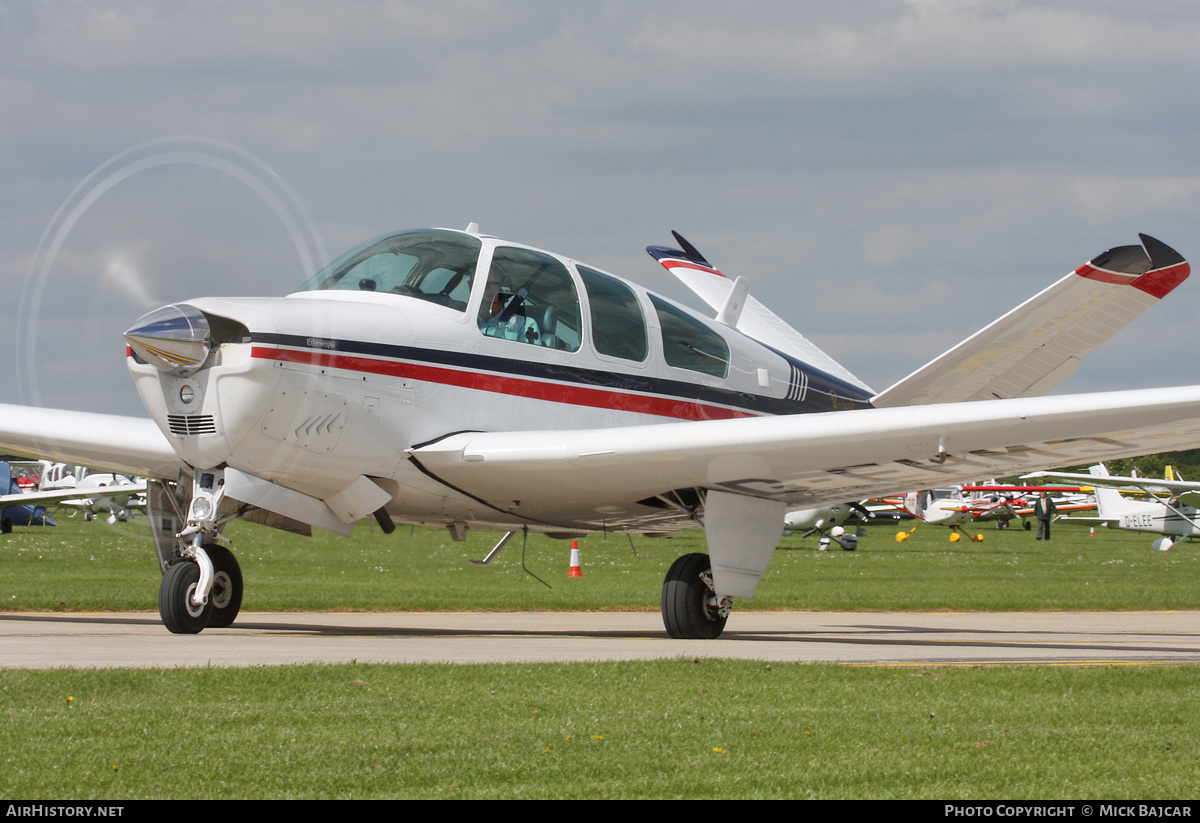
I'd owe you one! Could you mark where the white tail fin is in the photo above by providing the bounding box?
[646,233,873,392]
[1089,463,1136,521]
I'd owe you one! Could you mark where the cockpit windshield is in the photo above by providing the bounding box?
[293,229,481,312]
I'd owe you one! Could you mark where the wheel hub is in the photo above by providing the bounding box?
[699,569,732,620]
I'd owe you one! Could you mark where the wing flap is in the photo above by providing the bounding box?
[0,403,183,480]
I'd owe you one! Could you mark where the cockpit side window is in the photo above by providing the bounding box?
[478,247,581,351]
[649,295,730,378]
[294,230,481,312]
[578,266,648,362]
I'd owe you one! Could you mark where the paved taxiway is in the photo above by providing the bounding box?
[3,610,1199,668]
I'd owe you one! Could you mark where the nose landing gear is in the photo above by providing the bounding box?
[155,469,245,634]
[158,541,245,634]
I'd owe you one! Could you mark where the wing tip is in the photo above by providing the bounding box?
[1077,234,1189,299]
[1138,233,1186,270]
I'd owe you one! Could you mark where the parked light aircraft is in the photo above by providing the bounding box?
[33,461,146,522]
[885,483,1095,541]
[0,461,54,529]
[782,503,870,550]
[0,461,146,524]
[0,225,1196,637]
[1024,464,1200,551]
[783,503,870,535]
[887,488,993,541]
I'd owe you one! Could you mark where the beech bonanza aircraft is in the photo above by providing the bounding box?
[0,224,1197,637]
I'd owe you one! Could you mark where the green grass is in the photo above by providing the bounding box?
[2,661,1198,799]
[2,515,1198,613]
[4,515,1199,799]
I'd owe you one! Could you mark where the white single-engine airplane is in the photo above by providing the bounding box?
[0,225,1196,637]
[1024,464,1200,551]
[2,461,148,523]
[0,460,147,526]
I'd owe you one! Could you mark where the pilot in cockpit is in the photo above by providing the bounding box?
[479,280,541,344]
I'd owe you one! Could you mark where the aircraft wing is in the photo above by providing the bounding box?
[409,385,1200,530]
[872,235,1189,407]
[1022,469,1200,497]
[0,480,149,508]
[0,404,183,480]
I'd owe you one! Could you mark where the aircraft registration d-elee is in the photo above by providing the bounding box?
[1,224,1198,637]
[1024,463,1200,551]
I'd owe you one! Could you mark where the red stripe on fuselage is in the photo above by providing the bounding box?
[253,346,758,421]
[1075,261,1190,299]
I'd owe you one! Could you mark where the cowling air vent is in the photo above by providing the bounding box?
[167,414,217,435]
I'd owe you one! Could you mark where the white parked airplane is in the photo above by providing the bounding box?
[883,484,1092,541]
[0,225,1196,637]
[1024,464,1200,551]
[0,461,147,524]
[34,461,146,522]
[890,488,991,541]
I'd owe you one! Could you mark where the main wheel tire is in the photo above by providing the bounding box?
[205,544,243,629]
[661,552,728,639]
[159,561,212,634]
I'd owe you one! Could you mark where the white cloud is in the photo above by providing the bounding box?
[3,1,1200,412]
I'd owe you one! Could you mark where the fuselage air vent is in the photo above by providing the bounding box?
[167,414,217,436]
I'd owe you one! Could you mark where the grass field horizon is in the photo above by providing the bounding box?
[3,514,1198,614]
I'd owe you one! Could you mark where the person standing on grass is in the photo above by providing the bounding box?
[1034,492,1057,541]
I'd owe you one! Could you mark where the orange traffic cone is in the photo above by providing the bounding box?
[1089,526,1095,537]
[568,540,582,577]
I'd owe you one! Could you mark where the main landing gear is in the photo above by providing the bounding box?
[158,542,244,634]
[661,552,730,639]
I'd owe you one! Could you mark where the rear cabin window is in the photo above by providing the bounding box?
[578,266,648,362]
[477,247,581,351]
[649,295,730,378]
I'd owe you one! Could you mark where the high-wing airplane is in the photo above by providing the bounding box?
[0,224,1197,637]
[23,461,147,523]
[0,460,54,529]
[1024,464,1200,551]
[883,483,1095,541]
[885,487,994,541]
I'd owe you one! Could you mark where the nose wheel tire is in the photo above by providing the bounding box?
[661,552,729,639]
[159,561,212,635]
[205,544,243,629]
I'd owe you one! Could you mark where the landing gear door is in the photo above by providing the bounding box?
[703,489,786,598]
[146,477,191,573]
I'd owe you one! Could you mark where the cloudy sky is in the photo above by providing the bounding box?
[3,1,1199,416]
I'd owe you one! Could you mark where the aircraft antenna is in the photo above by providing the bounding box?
[520,527,552,589]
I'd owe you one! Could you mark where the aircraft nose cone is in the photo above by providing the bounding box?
[124,303,212,375]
